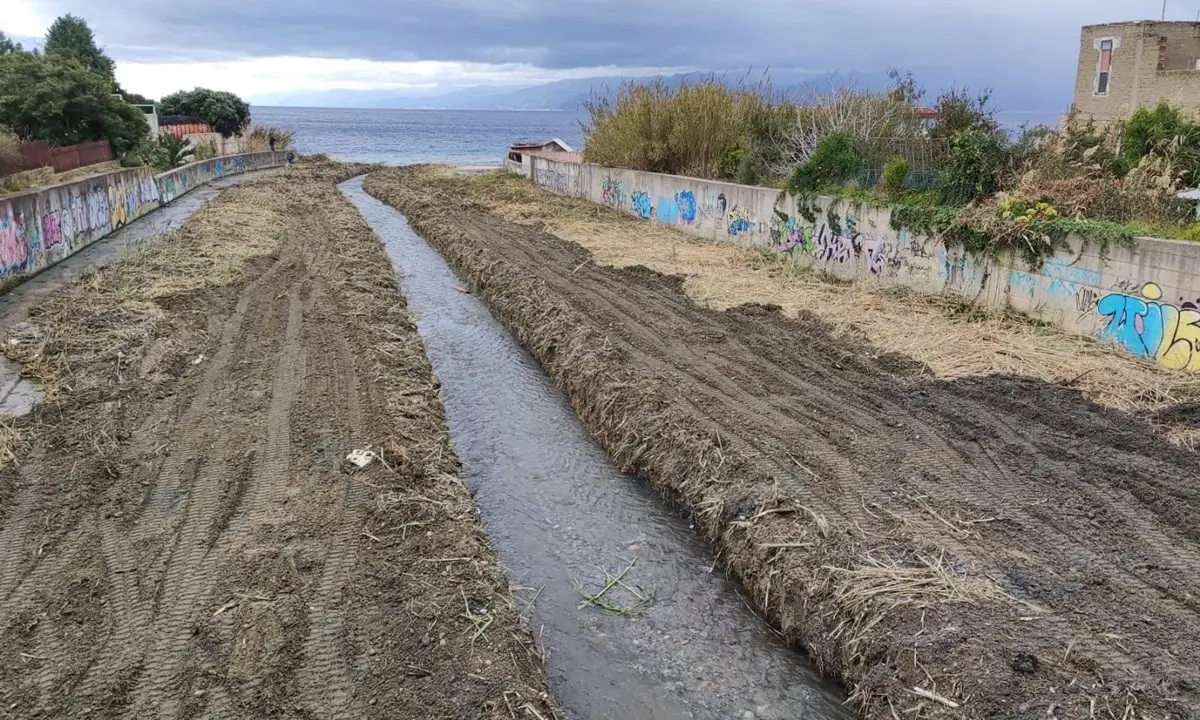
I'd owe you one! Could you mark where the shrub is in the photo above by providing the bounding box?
[787,132,863,194]
[1121,101,1198,167]
[243,124,295,152]
[942,128,1008,203]
[931,87,1000,139]
[193,137,218,160]
[0,129,19,176]
[583,77,772,178]
[1181,223,1200,242]
[155,134,193,169]
[882,156,910,196]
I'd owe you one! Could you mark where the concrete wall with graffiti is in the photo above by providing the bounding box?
[156,152,284,204]
[0,152,286,291]
[526,156,1200,372]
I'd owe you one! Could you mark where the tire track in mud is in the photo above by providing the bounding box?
[1,165,562,720]
[293,281,367,719]
[366,170,1200,719]
[128,277,299,717]
[65,263,283,709]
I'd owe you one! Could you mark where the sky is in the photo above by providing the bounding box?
[0,0,1187,111]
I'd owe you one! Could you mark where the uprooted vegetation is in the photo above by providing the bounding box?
[366,165,1200,719]
[0,157,559,718]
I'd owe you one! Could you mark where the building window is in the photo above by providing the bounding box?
[1096,38,1114,96]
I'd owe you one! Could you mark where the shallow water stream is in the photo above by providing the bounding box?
[341,177,848,720]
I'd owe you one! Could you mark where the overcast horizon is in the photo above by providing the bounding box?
[1,1,1186,112]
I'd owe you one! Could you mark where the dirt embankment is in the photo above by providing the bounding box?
[0,159,558,719]
[365,166,1200,720]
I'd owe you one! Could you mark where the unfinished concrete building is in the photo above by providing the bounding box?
[1074,21,1200,123]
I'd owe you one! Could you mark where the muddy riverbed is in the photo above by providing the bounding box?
[0,159,555,719]
[342,178,848,720]
[365,166,1200,720]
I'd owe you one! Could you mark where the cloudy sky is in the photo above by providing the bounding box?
[0,0,1180,110]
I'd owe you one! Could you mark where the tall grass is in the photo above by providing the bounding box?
[243,124,295,152]
[583,78,780,179]
[0,129,20,177]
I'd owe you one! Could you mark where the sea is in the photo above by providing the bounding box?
[250,106,1062,167]
[251,106,587,167]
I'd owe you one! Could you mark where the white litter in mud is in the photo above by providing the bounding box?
[346,448,376,468]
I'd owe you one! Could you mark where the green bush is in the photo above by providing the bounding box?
[942,128,1008,204]
[1181,223,1200,242]
[882,156,910,196]
[787,132,863,194]
[716,145,747,180]
[1122,102,1196,164]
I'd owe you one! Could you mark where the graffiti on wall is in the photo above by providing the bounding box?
[676,191,697,224]
[601,176,626,207]
[0,207,34,277]
[631,191,653,219]
[727,206,754,236]
[812,223,853,264]
[770,212,808,255]
[1097,282,1200,370]
[699,192,727,220]
[537,165,578,195]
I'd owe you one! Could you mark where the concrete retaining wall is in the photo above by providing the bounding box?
[0,152,286,291]
[525,155,1200,372]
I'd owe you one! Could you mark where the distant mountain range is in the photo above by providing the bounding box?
[253,66,1071,122]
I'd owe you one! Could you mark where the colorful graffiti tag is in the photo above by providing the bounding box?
[676,191,697,224]
[631,191,653,219]
[1098,282,1200,371]
[601,176,626,207]
[0,208,34,277]
[812,223,852,263]
[769,212,807,254]
[727,206,754,236]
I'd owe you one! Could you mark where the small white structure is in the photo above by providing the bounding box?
[505,139,578,177]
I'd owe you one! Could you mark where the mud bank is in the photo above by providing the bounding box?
[0,159,557,719]
[365,167,1200,720]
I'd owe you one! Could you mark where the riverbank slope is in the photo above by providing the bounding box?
[365,165,1200,720]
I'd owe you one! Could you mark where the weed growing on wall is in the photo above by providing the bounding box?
[890,198,1137,269]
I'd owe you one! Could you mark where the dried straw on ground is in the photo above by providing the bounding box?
[423,166,1200,447]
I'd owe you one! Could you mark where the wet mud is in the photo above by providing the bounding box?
[0,160,556,719]
[341,178,848,720]
[365,166,1200,720]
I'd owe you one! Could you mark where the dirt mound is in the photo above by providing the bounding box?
[365,166,1200,720]
[0,161,557,718]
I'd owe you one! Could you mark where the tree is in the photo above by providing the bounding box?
[0,52,149,156]
[0,32,22,56]
[159,88,251,137]
[44,14,115,81]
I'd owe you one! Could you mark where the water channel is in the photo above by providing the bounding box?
[340,177,848,720]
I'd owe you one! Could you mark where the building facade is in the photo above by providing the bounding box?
[1074,21,1200,123]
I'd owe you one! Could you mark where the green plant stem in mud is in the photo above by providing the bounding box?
[890,202,1137,269]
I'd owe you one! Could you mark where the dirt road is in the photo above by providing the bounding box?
[366,167,1200,720]
[0,160,557,719]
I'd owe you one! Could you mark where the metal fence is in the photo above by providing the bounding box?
[12,139,115,174]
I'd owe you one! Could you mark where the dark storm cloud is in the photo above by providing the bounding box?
[28,0,1127,68]
[23,0,1144,108]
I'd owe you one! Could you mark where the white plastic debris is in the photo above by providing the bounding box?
[192,354,205,365]
[346,448,377,468]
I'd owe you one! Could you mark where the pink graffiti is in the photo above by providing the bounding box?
[42,212,64,249]
[0,212,30,276]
